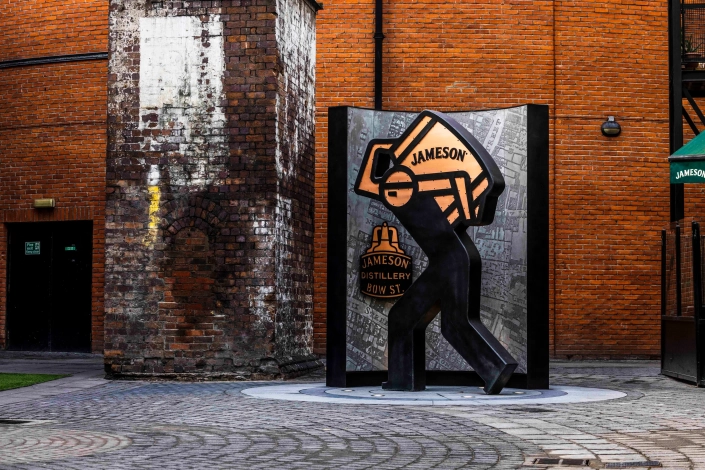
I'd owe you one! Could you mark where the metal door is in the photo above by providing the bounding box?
[7,221,92,352]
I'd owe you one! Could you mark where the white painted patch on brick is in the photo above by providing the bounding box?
[147,165,160,186]
[272,0,317,358]
[139,16,227,190]
[274,0,316,183]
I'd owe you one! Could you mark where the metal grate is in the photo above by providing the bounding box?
[533,458,588,466]
[534,458,561,465]
[511,407,554,413]
[682,1,705,62]
[681,223,695,317]
[604,462,661,469]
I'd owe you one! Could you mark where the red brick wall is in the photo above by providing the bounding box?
[314,0,376,354]
[552,1,669,358]
[0,0,680,359]
[0,0,108,352]
[0,0,108,61]
[315,0,671,358]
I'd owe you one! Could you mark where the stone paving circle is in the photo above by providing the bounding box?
[0,425,131,465]
[241,383,627,406]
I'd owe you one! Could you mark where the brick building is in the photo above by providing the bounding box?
[0,0,109,353]
[0,0,693,367]
[314,0,675,360]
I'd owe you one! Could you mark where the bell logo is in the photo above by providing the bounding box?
[360,223,413,298]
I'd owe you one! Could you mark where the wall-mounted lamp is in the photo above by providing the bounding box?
[601,116,621,137]
[33,198,55,209]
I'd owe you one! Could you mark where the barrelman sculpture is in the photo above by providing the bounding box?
[354,110,518,394]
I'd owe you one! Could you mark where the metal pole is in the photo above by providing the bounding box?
[691,222,703,385]
[661,228,667,372]
[662,229,668,318]
[676,222,682,317]
[374,0,384,110]
[669,0,685,221]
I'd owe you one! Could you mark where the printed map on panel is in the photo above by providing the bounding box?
[345,107,528,372]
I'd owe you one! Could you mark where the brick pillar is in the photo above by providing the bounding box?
[105,0,321,379]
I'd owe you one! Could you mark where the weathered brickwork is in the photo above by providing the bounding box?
[105,0,320,378]
[274,0,318,359]
[0,1,109,353]
[314,0,672,358]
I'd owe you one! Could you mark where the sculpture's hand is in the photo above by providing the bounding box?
[354,141,395,199]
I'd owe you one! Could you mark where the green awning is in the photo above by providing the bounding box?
[670,132,705,183]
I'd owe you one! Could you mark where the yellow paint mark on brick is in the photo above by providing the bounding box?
[145,185,160,246]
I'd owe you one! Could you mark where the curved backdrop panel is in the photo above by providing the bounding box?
[327,105,549,389]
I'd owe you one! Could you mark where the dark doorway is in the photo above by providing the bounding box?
[7,221,93,352]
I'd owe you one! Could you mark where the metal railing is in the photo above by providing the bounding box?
[662,222,697,317]
[661,220,704,386]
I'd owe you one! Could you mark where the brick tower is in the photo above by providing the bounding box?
[105,0,322,378]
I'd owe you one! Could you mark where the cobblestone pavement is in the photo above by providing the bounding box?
[0,361,702,469]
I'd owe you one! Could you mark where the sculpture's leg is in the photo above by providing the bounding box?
[440,231,518,395]
[441,317,517,394]
[384,267,440,391]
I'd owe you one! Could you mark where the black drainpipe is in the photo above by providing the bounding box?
[374,0,384,110]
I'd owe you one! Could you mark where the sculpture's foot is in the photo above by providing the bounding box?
[382,381,426,392]
[482,361,518,395]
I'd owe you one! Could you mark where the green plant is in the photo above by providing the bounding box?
[682,31,698,55]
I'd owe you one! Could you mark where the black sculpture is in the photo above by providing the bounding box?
[354,110,518,394]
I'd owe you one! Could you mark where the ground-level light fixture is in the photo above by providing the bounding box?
[601,116,621,137]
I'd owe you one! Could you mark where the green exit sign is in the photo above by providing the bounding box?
[65,245,77,251]
[25,242,40,255]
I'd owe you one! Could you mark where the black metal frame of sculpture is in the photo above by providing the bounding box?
[353,110,517,394]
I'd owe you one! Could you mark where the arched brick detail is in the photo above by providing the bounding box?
[159,196,227,244]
